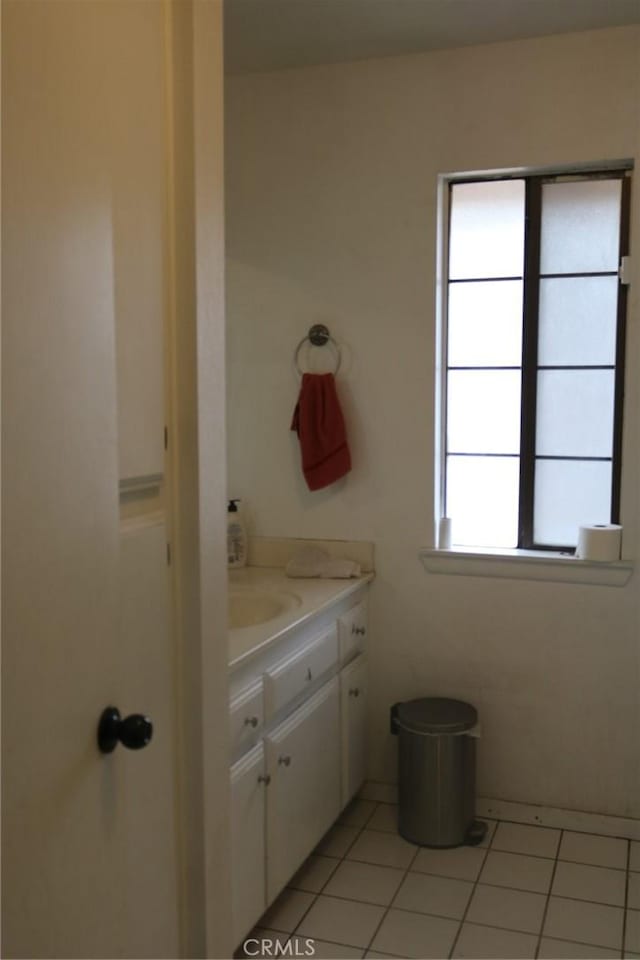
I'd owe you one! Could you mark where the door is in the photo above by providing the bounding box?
[340,655,369,806]
[1,2,228,957]
[230,744,267,948]
[265,679,341,903]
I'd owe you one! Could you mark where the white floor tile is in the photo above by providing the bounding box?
[412,844,487,882]
[339,799,377,829]
[452,922,538,959]
[323,860,405,906]
[289,855,340,894]
[259,889,315,932]
[559,831,628,870]
[538,937,620,958]
[315,825,360,858]
[466,883,547,934]
[629,874,640,911]
[296,896,385,949]
[543,896,624,950]
[552,860,626,906]
[347,829,417,870]
[370,908,458,959]
[358,783,399,804]
[480,850,554,893]
[250,927,289,940]
[626,909,640,953]
[393,871,473,920]
[295,811,637,960]
[367,804,398,833]
[492,821,560,859]
[288,935,364,958]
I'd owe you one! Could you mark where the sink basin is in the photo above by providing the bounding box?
[228,589,301,630]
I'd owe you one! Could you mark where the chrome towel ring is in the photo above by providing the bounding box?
[294,324,342,376]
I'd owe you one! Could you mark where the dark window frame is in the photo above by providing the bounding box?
[444,167,631,551]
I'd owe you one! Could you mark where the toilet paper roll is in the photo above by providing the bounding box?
[576,524,622,562]
[439,517,452,550]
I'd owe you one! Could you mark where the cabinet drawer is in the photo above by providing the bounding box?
[338,599,368,664]
[229,680,264,759]
[264,625,338,719]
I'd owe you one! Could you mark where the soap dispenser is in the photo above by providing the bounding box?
[227,499,247,567]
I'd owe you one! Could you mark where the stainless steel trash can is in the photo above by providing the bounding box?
[390,697,484,848]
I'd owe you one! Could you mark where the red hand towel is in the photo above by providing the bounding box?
[290,373,352,491]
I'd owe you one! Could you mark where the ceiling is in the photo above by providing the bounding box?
[224,0,640,74]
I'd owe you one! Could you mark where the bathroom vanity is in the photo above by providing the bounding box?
[228,567,371,947]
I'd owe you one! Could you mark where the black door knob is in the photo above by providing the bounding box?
[97,706,153,754]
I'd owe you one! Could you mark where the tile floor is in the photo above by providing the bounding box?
[241,796,640,959]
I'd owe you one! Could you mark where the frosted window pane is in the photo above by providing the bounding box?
[448,280,523,366]
[534,459,612,546]
[538,276,618,366]
[540,179,621,274]
[449,180,525,280]
[448,370,521,454]
[536,370,615,457]
[446,455,520,548]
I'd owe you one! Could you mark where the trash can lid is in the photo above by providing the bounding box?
[395,697,477,734]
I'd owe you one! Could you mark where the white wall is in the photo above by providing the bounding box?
[225,26,640,818]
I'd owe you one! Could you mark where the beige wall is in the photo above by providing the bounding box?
[225,25,640,818]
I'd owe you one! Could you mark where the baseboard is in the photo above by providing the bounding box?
[477,796,640,842]
[359,781,640,841]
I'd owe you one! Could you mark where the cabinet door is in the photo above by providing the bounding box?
[340,655,368,807]
[230,743,266,949]
[265,679,340,903]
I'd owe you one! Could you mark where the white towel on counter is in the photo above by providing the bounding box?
[320,558,361,578]
[285,545,361,579]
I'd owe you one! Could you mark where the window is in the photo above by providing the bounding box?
[442,167,630,551]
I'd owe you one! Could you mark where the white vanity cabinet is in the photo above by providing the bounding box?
[230,744,267,948]
[229,585,369,948]
[265,678,340,902]
[340,655,368,806]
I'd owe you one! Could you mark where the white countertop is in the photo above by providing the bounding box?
[228,566,373,670]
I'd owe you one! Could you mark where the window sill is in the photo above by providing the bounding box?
[419,547,634,586]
